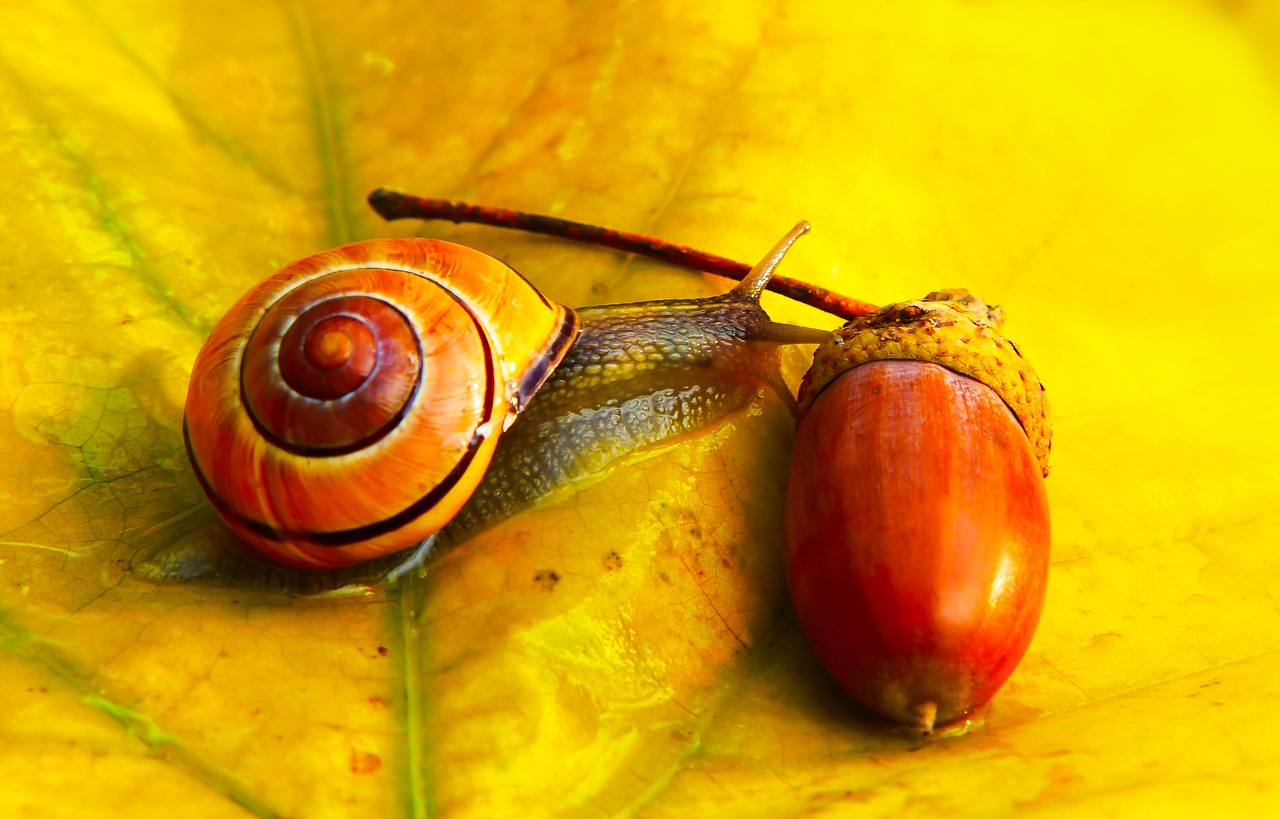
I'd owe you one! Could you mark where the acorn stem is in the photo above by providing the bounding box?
[914,700,938,735]
[367,188,878,321]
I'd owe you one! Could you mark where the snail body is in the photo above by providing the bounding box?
[184,225,823,570]
[785,292,1051,732]
[441,271,835,544]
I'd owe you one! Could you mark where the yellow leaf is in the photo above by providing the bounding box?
[2,1,1279,817]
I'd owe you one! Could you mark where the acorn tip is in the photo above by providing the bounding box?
[913,700,938,735]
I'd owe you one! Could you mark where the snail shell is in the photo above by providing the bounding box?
[183,238,579,569]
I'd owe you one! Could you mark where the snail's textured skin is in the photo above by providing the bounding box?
[442,295,794,544]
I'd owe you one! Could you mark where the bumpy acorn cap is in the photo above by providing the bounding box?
[797,289,1051,476]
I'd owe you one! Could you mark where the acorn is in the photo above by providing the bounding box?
[785,290,1051,733]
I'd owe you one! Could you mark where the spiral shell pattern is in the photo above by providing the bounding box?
[183,238,578,568]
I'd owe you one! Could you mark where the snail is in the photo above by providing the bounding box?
[183,201,836,571]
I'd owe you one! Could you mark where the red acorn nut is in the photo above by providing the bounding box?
[785,290,1051,734]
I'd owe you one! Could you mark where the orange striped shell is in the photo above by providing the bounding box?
[183,238,579,569]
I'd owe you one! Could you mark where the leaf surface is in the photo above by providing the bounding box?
[1,1,1278,817]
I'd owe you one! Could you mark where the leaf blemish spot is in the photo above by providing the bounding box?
[534,569,561,591]
[349,750,381,775]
